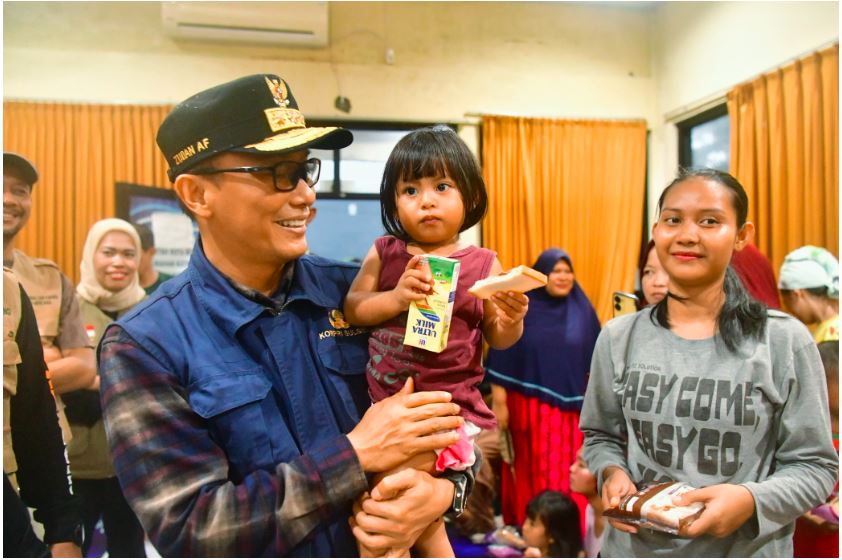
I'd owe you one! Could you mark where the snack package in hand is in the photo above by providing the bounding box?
[468,265,547,299]
[603,481,704,535]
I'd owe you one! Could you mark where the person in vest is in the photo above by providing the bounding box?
[3,269,83,557]
[98,74,468,557]
[132,222,173,295]
[3,152,97,442]
[68,218,147,557]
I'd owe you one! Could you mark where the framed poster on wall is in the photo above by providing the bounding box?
[115,183,197,276]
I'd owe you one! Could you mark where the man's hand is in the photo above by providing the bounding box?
[42,345,63,364]
[601,466,638,534]
[391,256,433,310]
[489,291,528,328]
[50,541,82,558]
[347,378,462,473]
[675,484,756,539]
[350,468,453,553]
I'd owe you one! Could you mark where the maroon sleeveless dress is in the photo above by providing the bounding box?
[366,236,497,430]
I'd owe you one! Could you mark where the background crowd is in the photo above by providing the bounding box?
[4,135,838,557]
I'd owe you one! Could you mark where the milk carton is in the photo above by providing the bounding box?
[403,255,460,353]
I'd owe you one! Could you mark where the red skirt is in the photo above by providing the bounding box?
[500,391,587,534]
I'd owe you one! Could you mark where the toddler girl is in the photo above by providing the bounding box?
[344,125,528,556]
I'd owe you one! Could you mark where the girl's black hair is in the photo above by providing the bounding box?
[380,125,488,241]
[525,490,582,558]
[651,168,767,353]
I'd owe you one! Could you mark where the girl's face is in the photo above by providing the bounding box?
[568,449,597,496]
[545,259,575,298]
[395,173,465,247]
[522,514,550,552]
[653,178,751,292]
[641,247,669,304]
[94,231,138,293]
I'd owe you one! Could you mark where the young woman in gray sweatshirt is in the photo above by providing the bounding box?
[581,169,837,557]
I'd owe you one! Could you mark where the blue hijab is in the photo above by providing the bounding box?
[485,248,601,411]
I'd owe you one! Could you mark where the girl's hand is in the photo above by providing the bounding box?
[601,466,638,534]
[490,291,528,327]
[674,484,756,539]
[391,255,433,309]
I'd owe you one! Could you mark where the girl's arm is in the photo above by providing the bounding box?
[580,328,642,534]
[580,328,634,485]
[481,259,529,349]
[343,246,432,327]
[491,384,508,430]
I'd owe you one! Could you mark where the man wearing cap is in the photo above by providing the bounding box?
[98,74,468,557]
[3,153,97,440]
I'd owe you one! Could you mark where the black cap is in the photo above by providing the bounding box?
[4,152,39,187]
[157,74,353,181]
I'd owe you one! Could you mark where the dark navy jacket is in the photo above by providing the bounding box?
[114,241,371,556]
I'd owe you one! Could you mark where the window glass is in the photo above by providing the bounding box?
[689,113,730,171]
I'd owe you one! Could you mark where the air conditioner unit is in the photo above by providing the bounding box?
[161,1,328,47]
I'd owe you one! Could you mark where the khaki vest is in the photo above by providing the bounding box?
[4,268,22,490]
[9,250,73,444]
[11,249,62,348]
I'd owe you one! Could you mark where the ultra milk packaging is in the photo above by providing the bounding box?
[403,255,460,353]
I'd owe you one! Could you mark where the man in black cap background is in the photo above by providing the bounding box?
[3,153,97,408]
[98,74,468,557]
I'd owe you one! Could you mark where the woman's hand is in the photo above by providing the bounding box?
[347,378,462,473]
[390,255,432,310]
[674,484,756,539]
[601,466,638,534]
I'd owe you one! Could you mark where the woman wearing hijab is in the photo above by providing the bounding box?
[779,245,839,342]
[65,218,147,557]
[486,248,601,527]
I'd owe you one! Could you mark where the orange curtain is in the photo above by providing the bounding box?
[482,116,647,323]
[728,43,839,273]
[3,101,173,283]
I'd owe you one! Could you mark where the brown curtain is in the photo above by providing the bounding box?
[728,43,839,273]
[3,101,173,283]
[482,116,647,323]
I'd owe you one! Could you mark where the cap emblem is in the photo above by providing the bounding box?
[265,76,290,107]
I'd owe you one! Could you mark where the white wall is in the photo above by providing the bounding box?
[3,2,658,122]
[3,1,838,234]
[647,1,839,230]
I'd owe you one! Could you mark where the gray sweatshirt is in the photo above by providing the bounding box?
[581,309,838,557]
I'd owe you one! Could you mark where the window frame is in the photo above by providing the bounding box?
[676,104,729,170]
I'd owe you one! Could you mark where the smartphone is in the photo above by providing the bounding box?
[612,291,639,318]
